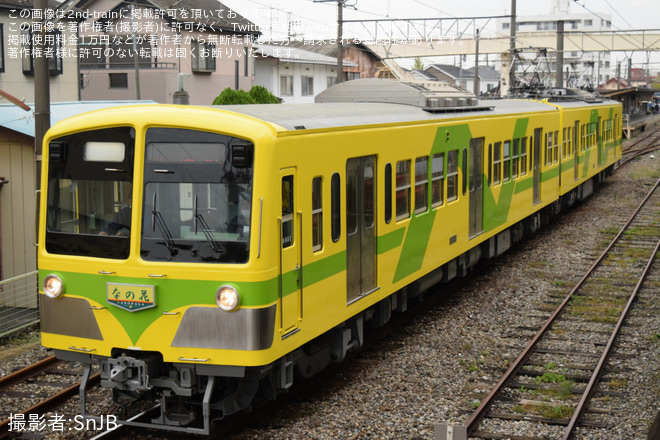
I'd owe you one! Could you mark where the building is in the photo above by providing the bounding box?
[424,64,472,90]
[285,40,396,81]
[0,0,80,103]
[467,66,500,95]
[496,0,613,88]
[75,0,260,105]
[253,43,355,103]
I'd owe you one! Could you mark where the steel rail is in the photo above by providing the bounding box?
[0,357,101,439]
[0,355,59,391]
[465,177,660,436]
[562,236,660,439]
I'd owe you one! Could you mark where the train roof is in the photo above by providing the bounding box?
[210,79,618,132]
[212,99,560,132]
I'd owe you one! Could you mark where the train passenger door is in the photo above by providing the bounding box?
[573,121,579,181]
[346,156,377,304]
[533,128,542,204]
[279,168,301,335]
[469,137,484,238]
[597,116,603,166]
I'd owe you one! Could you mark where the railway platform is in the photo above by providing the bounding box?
[623,112,660,139]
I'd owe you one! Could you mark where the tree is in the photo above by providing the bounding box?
[412,57,425,71]
[212,86,280,105]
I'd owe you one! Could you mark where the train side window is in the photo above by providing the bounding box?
[487,143,492,186]
[545,132,552,166]
[503,141,511,182]
[347,167,358,235]
[414,156,428,214]
[331,173,340,242]
[562,128,567,158]
[447,150,458,202]
[395,160,411,220]
[312,176,323,252]
[281,176,294,248]
[493,142,501,185]
[363,165,375,228]
[512,139,519,179]
[520,137,528,176]
[462,149,467,195]
[431,153,444,207]
[384,163,392,224]
[554,130,559,163]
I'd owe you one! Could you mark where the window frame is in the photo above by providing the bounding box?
[311,176,323,252]
[446,150,459,202]
[414,156,429,214]
[431,153,444,208]
[395,160,411,221]
[191,39,216,73]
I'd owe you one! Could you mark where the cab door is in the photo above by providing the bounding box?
[279,168,301,335]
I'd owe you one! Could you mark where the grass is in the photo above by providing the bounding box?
[568,294,625,323]
[512,403,575,419]
[608,377,628,388]
[533,372,575,400]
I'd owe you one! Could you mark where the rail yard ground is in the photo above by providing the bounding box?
[1,124,659,440]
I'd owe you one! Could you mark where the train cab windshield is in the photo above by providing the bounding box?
[44,126,254,263]
[140,128,253,264]
[45,127,136,259]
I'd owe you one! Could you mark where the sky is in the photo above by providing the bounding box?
[220,0,660,71]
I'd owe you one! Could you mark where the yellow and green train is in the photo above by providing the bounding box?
[38,80,621,433]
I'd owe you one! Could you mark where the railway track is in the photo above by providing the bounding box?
[0,356,100,439]
[437,177,660,439]
[621,126,660,165]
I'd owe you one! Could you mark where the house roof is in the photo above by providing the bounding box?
[410,70,438,81]
[0,101,157,138]
[254,44,356,67]
[466,66,501,81]
[425,64,474,81]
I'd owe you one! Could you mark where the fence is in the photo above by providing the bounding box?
[0,271,39,338]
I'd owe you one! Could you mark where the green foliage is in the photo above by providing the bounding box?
[412,57,425,70]
[212,88,255,105]
[249,85,280,104]
[212,86,280,105]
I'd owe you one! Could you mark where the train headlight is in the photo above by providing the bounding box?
[215,285,239,311]
[43,274,64,299]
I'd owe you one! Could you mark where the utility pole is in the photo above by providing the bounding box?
[34,0,50,183]
[131,4,141,99]
[500,0,516,96]
[474,28,480,96]
[314,0,345,84]
[556,20,564,88]
[337,0,343,83]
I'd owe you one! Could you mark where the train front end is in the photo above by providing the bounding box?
[38,106,282,433]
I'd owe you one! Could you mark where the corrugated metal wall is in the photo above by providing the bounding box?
[0,130,37,281]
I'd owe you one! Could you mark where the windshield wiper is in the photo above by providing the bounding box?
[193,196,225,255]
[151,193,178,254]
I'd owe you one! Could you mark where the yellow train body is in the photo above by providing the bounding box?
[38,85,621,432]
